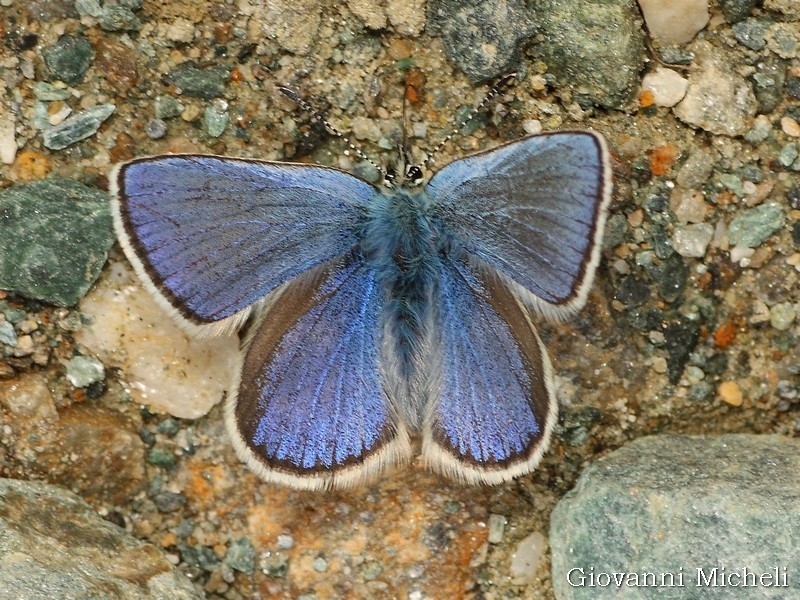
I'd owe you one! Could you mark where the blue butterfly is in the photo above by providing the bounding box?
[110,128,611,490]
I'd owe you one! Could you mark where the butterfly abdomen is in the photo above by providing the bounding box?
[361,188,442,428]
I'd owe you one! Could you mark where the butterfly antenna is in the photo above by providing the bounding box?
[279,86,388,179]
[421,72,518,171]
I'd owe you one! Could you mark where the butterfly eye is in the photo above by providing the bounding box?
[406,165,423,186]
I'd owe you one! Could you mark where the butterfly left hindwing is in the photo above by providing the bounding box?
[422,254,557,485]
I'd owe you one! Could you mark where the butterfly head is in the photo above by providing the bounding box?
[383,144,424,189]
[384,163,424,189]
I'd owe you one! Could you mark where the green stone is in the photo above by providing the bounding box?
[99,5,142,32]
[732,17,772,51]
[528,0,646,109]
[225,537,256,574]
[33,82,71,101]
[165,63,230,100]
[146,447,177,468]
[154,95,183,120]
[204,104,229,138]
[43,104,115,150]
[727,203,785,247]
[43,35,94,84]
[718,173,743,196]
[0,178,113,307]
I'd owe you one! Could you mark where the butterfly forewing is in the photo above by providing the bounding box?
[427,131,612,320]
[225,254,411,491]
[111,155,374,335]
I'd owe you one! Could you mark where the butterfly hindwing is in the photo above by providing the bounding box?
[111,155,375,334]
[225,253,411,490]
[427,131,612,318]
[422,254,557,485]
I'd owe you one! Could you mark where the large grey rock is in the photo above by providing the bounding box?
[428,0,535,82]
[0,478,201,599]
[528,0,646,109]
[551,434,800,599]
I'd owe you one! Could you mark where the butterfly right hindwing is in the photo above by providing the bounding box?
[225,253,412,491]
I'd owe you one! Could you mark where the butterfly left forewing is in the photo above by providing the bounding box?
[226,253,411,491]
[422,255,557,485]
[427,131,612,320]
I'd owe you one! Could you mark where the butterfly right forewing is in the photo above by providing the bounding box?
[111,155,375,335]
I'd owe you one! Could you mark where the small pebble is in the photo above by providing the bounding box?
[204,103,229,138]
[225,537,256,574]
[0,113,17,165]
[744,115,773,143]
[156,418,180,436]
[276,534,294,550]
[686,366,705,383]
[509,531,546,584]
[730,245,755,265]
[260,552,289,577]
[672,223,714,258]
[99,4,142,32]
[727,203,785,247]
[65,355,105,388]
[164,18,196,43]
[670,189,707,223]
[147,447,177,467]
[14,335,34,357]
[779,143,799,167]
[361,560,383,582]
[769,302,796,330]
[523,119,543,135]
[145,119,167,139]
[732,18,771,50]
[155,96,184,120]
[75,0,103,17]
[719,0,757,23]
[627,209,644,228]
[181,104,202,122]
[766,22,800,59]
[651,356,668,374]
[638,0,709,45]
[718,381,743,406]
[153,491,186,513]
[43,35,94,85]
[0,321,17,346]
[312,556,328,572]
[640,67,689,107]
[32,82,71,102]
[719,173,743,197]
[487,513,507,544]
[17,318,38,334]
[781,116,800,137]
